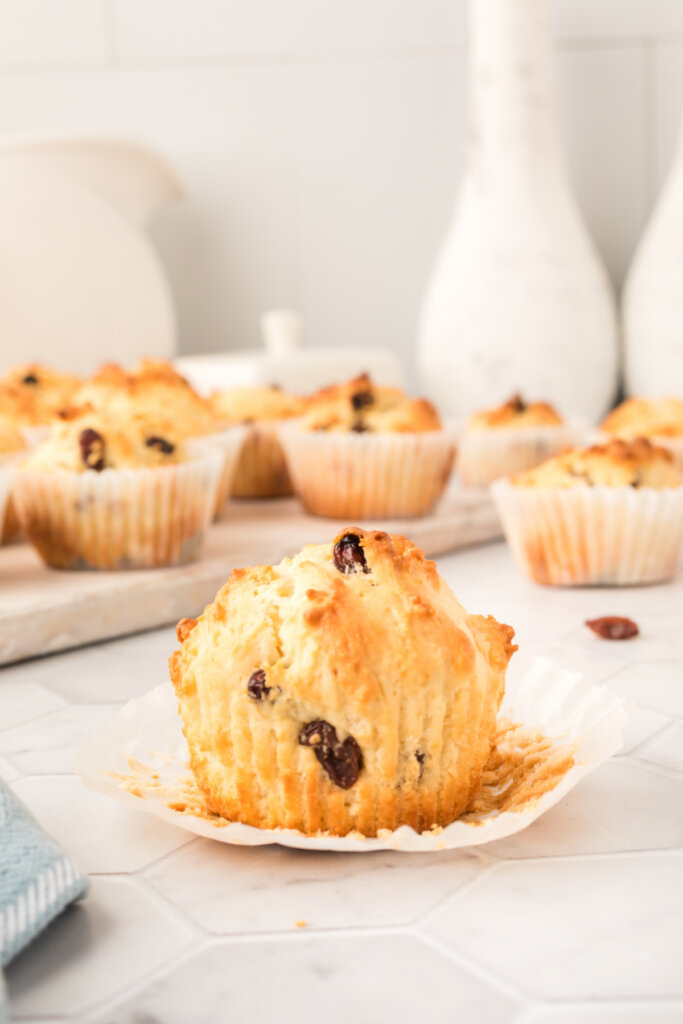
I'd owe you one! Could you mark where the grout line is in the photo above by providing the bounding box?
[620,751,683,783]
[415,928,530,1003]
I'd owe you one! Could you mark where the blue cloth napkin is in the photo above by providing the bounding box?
[0,780,88,967]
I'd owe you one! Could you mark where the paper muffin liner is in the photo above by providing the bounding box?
[190,425,248,516]
[0,458,14,540]
[492,478,683,586]
[75,656,627,853]
[459,421,585,489]
[12,444,224,571]
[278,422,456,519]
[231,421,294,499]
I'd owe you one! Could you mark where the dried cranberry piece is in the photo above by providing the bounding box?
[586,616,639,640]
[21,373,38,385]
[351,389,373,411]
[416,751,426,780]
[145,435,175,455]
[299,720,362,789]
[247,669,270,700]
[333,533,369,574]
[350,420,369,433]
[78,428,105,472]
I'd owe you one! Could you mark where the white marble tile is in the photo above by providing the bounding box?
[10,775,193,874]
[483,760,683,860]
[638,720,683,776]
[144,840,486,934]
[0,703,121,774]
[0,750,21,783]
[618,704,671,756]
[524,1003,683,1023]
[0,0,105,68]
[114,0,465,59]
[563,612,683,666]
[6,876,197,1018]
[0,680,67,730]
[93,933,516,1024]
[426,852,683,1000]
[607,662,683,719]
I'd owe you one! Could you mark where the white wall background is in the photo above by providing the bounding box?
[0,0,682,382]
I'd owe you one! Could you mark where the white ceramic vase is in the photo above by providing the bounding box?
[417,0,618,421]
[623,119,683,395]
[0,135,182,374]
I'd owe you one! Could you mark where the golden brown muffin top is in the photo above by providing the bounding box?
[510,438,682,489]
[299,374,441,434]
[209,385,304,424]
[601,396,683,439]
[468,394,563,432]
[23,405,186,473]
[74,359,219,439]
[171,526,516,718]
[0,365,81,425]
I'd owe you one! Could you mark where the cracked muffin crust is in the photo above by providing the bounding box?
[1,364,81,424]
[170,527,517,836]
[300,373,441,434]
[467,394,563,432]
[509,438,682,490]
[601,396,683,439]
[22,406,185,473]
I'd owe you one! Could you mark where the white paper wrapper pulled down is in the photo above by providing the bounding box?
[76,657,627,853]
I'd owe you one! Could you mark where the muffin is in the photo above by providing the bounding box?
[459,393,581,488]
[0,412,26,543]
[492,438,683,586]
[76,360,244,513]
[601,396,683,470]
[170,527,516,836]
[278,374,455,518]
[12,406,224,570]
[209,386,303,499]
[1,364,81,425]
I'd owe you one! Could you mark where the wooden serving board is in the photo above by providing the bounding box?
[0,486,501,666]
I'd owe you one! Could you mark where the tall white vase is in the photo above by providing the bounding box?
[623,120,683,395]
[417,0,618,421]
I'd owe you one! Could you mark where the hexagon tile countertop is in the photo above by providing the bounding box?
[2,541,683,1023]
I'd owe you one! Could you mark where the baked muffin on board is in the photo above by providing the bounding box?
[459,393,581,488]
[492,438,683,586]
[171,527,516,836]
[209,386,303,499]
[278,374,455,518]
[76,359,245,513]
[601,396,683,470]
[13,406,224,570]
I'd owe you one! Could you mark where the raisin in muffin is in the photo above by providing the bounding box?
[492,438,683,586]
[278,374,455,518]
[209,386,304,499]
[459,393,580,488]
[13,407,223,569]
[170,527,516,836]
[601,396,683,470]
[1,364,81,425]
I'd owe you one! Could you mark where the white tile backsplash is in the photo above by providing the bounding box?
[0,0,679,374]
